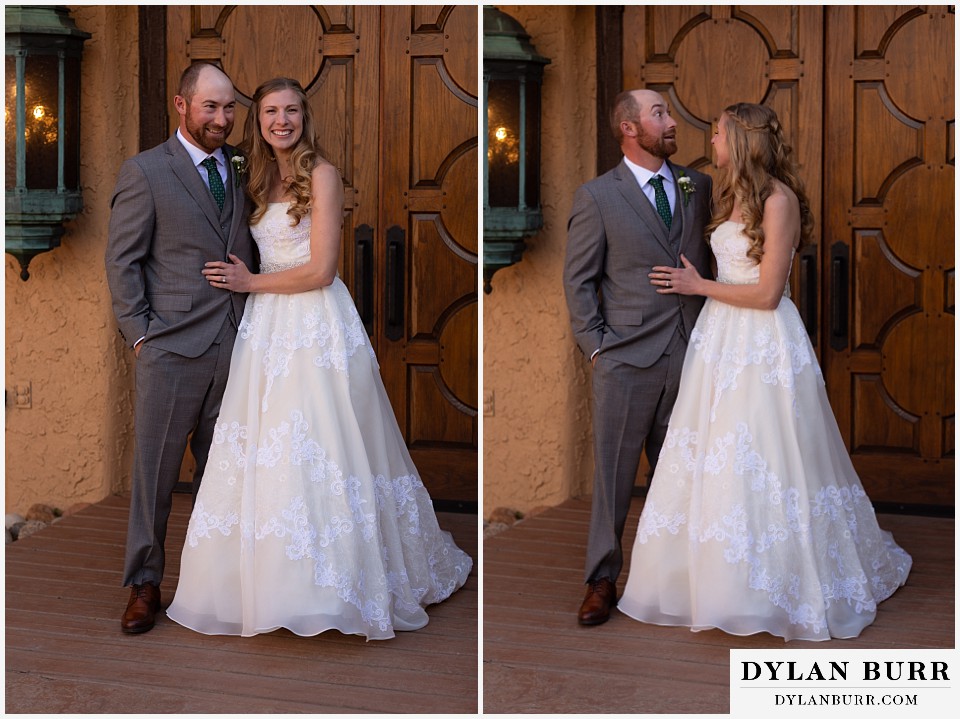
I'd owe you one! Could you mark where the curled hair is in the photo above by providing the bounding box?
[240,77,329,226]
[706,103,814,263]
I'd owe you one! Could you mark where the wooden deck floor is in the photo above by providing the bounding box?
[5,493,478,714]
[483,497,955,715]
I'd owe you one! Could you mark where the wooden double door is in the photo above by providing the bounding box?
[617,6,954,507]
[164,5,478,503]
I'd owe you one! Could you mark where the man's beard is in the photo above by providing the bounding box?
[185,115,232,152]
[638,126,677,159]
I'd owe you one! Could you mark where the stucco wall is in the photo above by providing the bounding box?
[483,6,597,517]
[5,6,140,514]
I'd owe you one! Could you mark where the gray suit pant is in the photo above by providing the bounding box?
[122,324,236,587]
[584,339,685,585]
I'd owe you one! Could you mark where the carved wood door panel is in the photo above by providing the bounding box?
[377,6,478,502]
[823,6,954,505]
[165,5,478,503]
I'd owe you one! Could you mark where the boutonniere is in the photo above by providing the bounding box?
[677,171,695,207]
[230,154,248,187]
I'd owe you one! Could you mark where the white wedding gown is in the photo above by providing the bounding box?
[166,202,473,640]
[617,221,911,641]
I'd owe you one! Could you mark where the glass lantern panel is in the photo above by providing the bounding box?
[24,53,60,190]
[5,57,17,190]
[63,56,80,189]
[524,81,541,209]
[487,78,520,208]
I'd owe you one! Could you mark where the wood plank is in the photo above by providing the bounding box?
[483,496,955,713]
[484,662,726,715]
[5,493,478,714]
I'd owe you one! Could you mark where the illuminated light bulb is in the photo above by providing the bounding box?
[32,105,45,120]
[495,126,507,142]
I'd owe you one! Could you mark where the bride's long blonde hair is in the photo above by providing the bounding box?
[240,77,328,226]
[706,103,814,264]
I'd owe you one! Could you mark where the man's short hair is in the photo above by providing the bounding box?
[177,62,230,101]
[610,90,640,144]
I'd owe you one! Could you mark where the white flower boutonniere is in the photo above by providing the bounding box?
[678,171,695,207]
[230,154,248,187]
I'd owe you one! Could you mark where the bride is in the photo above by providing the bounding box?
[617,103,911,641]
[165,77,472,640]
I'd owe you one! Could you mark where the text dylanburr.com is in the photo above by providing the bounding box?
[729,649,956,716]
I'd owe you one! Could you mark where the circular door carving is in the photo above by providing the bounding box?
[221,6,324,99]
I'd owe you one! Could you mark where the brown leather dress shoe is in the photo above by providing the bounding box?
[121,583,161,634]
[578,577,617,625]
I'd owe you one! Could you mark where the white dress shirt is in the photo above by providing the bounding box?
[176,128,227,187]
[623,155,676,216]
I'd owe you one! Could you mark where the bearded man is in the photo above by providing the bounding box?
[563,88,713,625]
[105,62,256,633]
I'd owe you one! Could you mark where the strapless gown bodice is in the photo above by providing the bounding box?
[252,202,312,272]
[711,220,791,298]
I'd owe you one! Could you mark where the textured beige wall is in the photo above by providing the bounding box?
[483,6,597,517]
[5,6,140,514]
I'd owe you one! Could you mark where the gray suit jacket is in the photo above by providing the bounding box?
[564,159,713,368]
[105,135,255,358]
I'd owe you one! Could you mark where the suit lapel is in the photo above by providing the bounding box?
[665,161,683,252]
[614,160,673,256]
[166,135,227,243]
[667,160,695,260]
[223,146,246,255]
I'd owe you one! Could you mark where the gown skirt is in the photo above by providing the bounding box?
[166,203,473,640]
[617,221,911,641]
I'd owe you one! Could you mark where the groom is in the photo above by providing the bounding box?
[105,62,255,633]
[563,89,713,625]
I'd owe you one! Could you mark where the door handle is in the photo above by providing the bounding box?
[354,224,374,335]
[799,249,817,340]
[385,225,405,341]
[830,242,849,351]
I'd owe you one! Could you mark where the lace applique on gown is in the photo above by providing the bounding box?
[617,221,911,641]
[166,203,473,640]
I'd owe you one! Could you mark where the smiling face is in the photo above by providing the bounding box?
[175,66,236,152]
[258,88,304,154]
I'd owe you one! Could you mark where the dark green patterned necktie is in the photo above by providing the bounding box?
[201,156,225,212]
[649,175,672,229]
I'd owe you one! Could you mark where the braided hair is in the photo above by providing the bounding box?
[706,103,814,263]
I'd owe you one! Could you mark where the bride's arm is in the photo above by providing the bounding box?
[651,189,799,310]
[204,163,343,294]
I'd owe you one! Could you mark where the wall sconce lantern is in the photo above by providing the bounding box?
[482,6,549,293]
[5,5,89,281]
